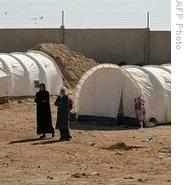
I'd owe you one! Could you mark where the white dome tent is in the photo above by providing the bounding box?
[10,52,40,95]
[0,53,27,96]
[122,65,170,124]
[0,68,10,98]
[75,64,171,125]
[121,66,153,124]
[75,64,127,123]
[143,65,171,123]
[161,64,171,72]
[0,51,63,97]
[27,51,63,95]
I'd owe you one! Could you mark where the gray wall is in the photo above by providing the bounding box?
[0,28,63,52]
[65,29,146,64]
[150,31,171,65]
[0,28,170,65]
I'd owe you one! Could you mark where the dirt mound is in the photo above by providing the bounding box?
[32,43,97,88]
[104,142,141,151]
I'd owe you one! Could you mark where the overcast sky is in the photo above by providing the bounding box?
[0,0,171,30]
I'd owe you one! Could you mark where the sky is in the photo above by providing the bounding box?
[0,0,171,30]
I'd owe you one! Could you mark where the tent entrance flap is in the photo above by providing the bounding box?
[117,90,139,126]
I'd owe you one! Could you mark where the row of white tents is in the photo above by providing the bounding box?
[0,52,171,125]
[75,64,171,125]
[0,51,63,97]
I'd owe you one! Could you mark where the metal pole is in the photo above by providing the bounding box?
[60,11,65,44]
[62,11,64,27]
[147,12,150,29]
[146,12,150,65]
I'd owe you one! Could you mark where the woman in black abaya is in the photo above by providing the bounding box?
[34,83,55,139]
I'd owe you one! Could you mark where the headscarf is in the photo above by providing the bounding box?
[39,83,46,91]
[59,86,67,97]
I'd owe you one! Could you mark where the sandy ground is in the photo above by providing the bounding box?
[0,98,170,185]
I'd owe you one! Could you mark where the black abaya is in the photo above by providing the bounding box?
[34,90,54,135]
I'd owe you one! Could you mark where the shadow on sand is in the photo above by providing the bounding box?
[31,139,62,145]
[70,122,140,131]
[8,137,51,145]
[70,121,171,131]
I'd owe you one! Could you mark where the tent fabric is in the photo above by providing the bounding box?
[0,69,10,97]
[123,65,169,123]
[10,52,40,95]
[76,64,171,124]
[122,66,153,122]
[143,65,171,123]
[0,51,63,97]
[27,51,63,95]
[161,64,171,72]
[75,64,127,123]
[0,54,26,96]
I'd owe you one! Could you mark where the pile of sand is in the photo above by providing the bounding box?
[104,142,141,151]
[32,43,97,88]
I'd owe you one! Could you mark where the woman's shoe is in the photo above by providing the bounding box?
[65,136,72,141]
[59,136,65,141]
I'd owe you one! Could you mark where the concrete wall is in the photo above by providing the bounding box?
[149,31,171,65]
[0,28,170,65]
[0,29,63,52]
[65,29,146,64]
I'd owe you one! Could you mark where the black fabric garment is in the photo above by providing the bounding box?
[34,90,54,135]
[54,95,71,138]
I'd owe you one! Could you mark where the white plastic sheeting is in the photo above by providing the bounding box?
[0,51,63,97]
[143,65,171,122]
[10,52,40,95]
[75,63,171,124]
[122,66,151,120]
[123,65,170,123]
[27,51,63,95]
[161,64,171,72]
[0,54,26,96]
